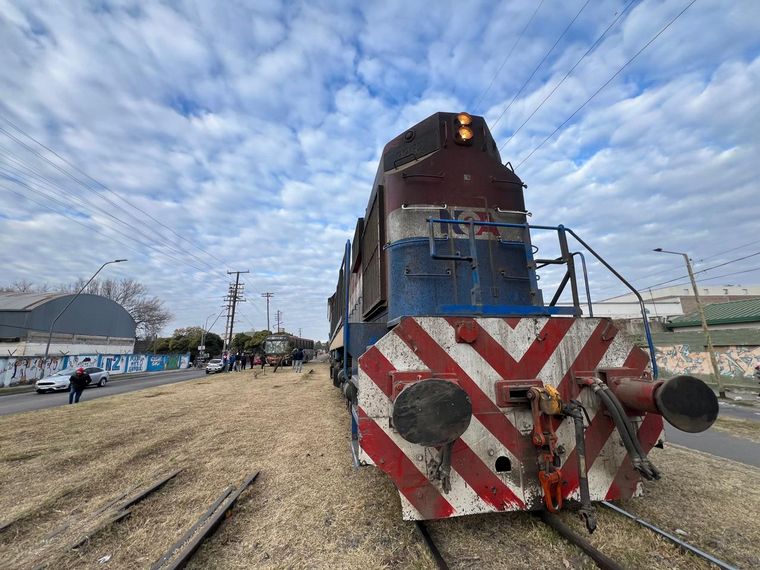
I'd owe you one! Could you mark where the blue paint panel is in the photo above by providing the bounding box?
[348,322,388,361]
[438,305,577,316]
[386,238,544,321]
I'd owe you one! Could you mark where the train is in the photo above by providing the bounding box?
[327,111,718,531]
[263,333,314,366]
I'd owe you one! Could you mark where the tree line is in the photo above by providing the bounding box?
[149,328,274,359]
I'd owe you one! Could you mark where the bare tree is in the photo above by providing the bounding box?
[63,277,172,338]
[0,279,49,293]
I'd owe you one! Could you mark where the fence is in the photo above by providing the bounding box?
[0,352,191,388]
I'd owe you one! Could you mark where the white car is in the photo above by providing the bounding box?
[35,366,110,393]
[205,359,224,374]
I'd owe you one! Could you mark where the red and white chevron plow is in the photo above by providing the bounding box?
[356,316,664,521]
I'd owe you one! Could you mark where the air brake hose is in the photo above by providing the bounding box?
[597,382,661,480]
[587,380,659,480]
[593,379,661,480]
[563,401,597,533]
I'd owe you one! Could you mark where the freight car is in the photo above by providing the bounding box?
[327,112,718,530]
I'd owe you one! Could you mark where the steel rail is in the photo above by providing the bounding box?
[537,511,624,570]
[415,521,449,570]
[600,501,739,570]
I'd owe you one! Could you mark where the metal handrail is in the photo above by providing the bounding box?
[425,218,658,377]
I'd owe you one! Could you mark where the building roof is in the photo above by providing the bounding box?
[667,298,760,329]
[633,329,760,347]
[0,292,136,339]
[0,292,70,311]
[603,284,760,303]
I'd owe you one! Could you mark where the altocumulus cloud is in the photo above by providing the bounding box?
[0,0,758,339]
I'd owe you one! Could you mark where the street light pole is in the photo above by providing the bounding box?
[42,259,127,371]
[200,312,216,361]
[654,248,725,398]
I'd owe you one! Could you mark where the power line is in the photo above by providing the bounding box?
[515,0,697,169]
[500,0,639,151]
[490,0,591,131]
[0,130,268,321]
[0,114,222,264]
[0,126,228,281]
[0,173,213,275]
[638,250,760,291]
[699,238,760,263]
[470,0,545,112]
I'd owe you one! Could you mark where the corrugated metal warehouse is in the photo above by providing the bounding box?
[0,292,136,356]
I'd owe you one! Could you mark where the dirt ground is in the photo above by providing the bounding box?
[0,363,757,569]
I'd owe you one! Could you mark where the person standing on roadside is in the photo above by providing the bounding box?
[293,347,304,373]
[69,367,90,404]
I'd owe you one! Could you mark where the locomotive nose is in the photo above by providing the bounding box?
[392,379,473,447]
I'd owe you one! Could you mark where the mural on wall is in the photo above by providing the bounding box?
[657,344,760,380]
[127,354,148,374]
[0,352,190,388]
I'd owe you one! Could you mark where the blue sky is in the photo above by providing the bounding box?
[0,0,758,340]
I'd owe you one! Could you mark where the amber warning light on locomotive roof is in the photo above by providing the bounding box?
[454,112,474,145]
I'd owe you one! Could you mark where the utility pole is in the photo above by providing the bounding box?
[223,270,249,352]
[274,310,283,333]
[261,292,274,331]
[653,248,725,398]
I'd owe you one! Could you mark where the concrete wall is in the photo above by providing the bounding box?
[0,352,191,388]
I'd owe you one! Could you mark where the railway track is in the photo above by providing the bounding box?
[416,503,739,570]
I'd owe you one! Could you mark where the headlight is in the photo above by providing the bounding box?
[453,113,474,146]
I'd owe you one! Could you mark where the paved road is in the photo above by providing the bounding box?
[666,426,760,468]
[0,369,205,417]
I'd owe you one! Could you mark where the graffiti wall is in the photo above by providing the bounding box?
[0,352,191,388]
[656,344,760,380]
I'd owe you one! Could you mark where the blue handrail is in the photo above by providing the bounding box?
[342,239,350,381]
[425,218,658,378]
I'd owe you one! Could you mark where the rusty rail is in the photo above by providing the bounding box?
[152,471,260,570]
[538,511,624,570]
[415,521,449,570]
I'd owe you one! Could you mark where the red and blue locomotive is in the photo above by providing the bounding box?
[328,112,717,530]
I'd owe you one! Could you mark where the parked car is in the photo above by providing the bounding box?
[35,366,110,393]
[205,359,224,374]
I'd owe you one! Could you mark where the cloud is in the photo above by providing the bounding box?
[0,0,758,340]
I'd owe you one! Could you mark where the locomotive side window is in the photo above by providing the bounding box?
[362,185,386,318]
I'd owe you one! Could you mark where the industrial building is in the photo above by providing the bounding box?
[0,292,136,357]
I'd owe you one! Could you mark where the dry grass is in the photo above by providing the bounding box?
[0,363,757,569]
[711,415,760,443]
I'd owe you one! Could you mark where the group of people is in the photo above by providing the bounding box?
[221,353,263,372]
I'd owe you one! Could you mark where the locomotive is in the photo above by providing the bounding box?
[327,112,718,531]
